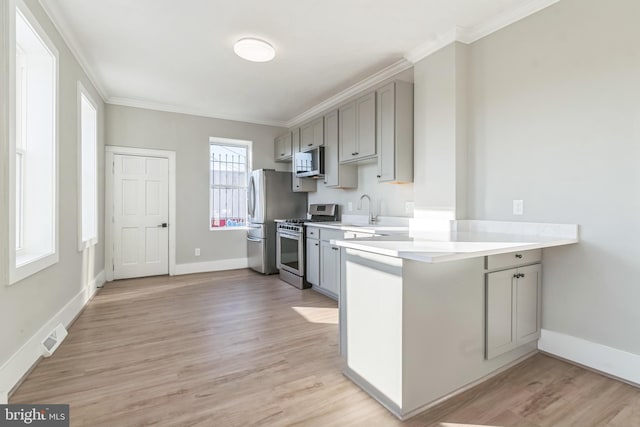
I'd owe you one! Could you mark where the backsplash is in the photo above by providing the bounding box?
[307,162,414,218]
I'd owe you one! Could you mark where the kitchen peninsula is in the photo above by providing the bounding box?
[333,220,579,420]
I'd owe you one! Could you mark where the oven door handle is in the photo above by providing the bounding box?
[278,231,301,239]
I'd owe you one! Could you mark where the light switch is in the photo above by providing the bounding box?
[195,248,201,256]
[513,200,524,215]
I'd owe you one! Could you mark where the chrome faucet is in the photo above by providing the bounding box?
[358,194,377,225]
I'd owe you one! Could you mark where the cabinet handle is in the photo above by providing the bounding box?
[376,175,381,178]
[520,273,525,278]
[351,152,356,156]
[513,274,519,279]
[315,243,319,246]
[515,254,523,259]
[332,247,339,251]
[308,143,313,146]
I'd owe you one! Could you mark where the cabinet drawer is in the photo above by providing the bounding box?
[306,227,319,239]
[319,228,344,242]
[486,249,542,270]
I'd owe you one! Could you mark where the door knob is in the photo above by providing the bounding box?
[158,223,168,228]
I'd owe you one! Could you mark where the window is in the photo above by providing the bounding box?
[9,3,58,284]
[78,83,98,249]
[209,138,251,229]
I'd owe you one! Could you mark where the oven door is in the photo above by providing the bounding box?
[276,229,304,276]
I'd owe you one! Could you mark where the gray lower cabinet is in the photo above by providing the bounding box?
[320,240,340,296]
[486,263,542,359]
[306,237,320,286]
[323,109,357,188]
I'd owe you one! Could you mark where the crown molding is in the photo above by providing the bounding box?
[405,0,561,64]
[38,0,109,101]
[285,58,413,128]
[462,0,561,43]
[107,97,288,128]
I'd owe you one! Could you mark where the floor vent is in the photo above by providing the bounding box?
[41,323,68,357]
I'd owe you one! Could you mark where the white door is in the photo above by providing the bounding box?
[113,154,169,279]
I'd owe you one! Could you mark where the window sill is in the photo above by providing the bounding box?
[10,251,58,286]
[209,227,250,232]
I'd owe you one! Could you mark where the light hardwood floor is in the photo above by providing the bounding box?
[10,269,640,426]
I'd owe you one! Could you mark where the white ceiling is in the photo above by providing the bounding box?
[40,0,559,127]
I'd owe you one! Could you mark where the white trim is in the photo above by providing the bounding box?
[461,0,562,43]
[105,145,176,281]
[538,329,640,386]
[285,58,413,128]
[405,0,561,64]
[9,0,60,286]
[77,81,99,251]
[37,0,108,101]
[107,97,288,128]
[174,258,248,275]
[0,270,104,402]
[404,27,463,64]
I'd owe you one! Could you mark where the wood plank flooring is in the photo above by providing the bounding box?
[10,269,640,426]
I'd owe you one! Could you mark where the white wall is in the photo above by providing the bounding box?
[0,0,105,379]
[105,104,288,265]
[466,0,640,354]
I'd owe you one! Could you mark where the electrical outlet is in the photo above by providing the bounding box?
[405,201,414,215]
[513,200,524,215]
[348,202,353,212]
[195,248,201,256]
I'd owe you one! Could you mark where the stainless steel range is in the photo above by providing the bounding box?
[276,204,338,289]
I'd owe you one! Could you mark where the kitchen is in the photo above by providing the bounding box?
[2,0,640,425]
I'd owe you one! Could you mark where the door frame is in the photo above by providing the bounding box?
[105,145,176,281]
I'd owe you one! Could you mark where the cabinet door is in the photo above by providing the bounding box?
[275,133,292,161]
[301,122,314,150]
[312,116,324,149]
[320,240,339,297]
[515,264,541,345]
[306,238,320,286]
[339,101,357,162]
[323,110,339,187]
[356,91,376,158]
[377,82,395,182]
[486,268,516,359]
[292,128,300,153]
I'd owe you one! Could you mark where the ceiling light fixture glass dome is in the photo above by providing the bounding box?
[233,38,275,62]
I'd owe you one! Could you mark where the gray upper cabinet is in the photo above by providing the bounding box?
[274,132,292,162]
[376,81,414,183]
[300,116,324,151]
[323,109,357,188]
[339,91,376,163]
[291,127,316,193]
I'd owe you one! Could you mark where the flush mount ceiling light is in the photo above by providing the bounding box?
[233,37,275,62]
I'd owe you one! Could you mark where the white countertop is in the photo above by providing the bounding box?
[330,220,579,263]
[305,221,409,234]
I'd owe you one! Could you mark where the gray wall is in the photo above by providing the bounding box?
[466,0,640,354]
[0,0,105,366]
[105,104,288,265]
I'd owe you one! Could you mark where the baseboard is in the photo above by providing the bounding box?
[174,258,248,275]
[0,270,105,403]
[538,328,640,386]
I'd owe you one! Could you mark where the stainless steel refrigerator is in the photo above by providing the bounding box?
[247,169,307,274]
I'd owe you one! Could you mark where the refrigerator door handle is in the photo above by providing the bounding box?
[248,175,256,218]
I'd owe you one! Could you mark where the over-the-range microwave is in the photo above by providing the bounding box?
[294,146,325,178]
